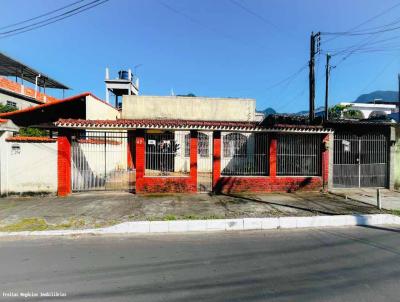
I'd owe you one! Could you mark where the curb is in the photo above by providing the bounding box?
[0,214,399,237]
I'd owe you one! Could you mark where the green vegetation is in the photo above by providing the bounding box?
[329,104,364,120]
[0,103,17,113]
[0,218,49,232]
[18,127,47,137]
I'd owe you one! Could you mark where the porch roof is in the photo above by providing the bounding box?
[55,118,332,133]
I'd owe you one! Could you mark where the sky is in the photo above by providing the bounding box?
[1,0,400,113]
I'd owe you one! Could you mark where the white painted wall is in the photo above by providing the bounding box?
[0,139,58,194]
[340,102,397,119]
[122,95,256,122]
[85,95,120,120]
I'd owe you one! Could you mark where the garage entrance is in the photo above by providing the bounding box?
[333,132,388,188]
[71,131,135,192]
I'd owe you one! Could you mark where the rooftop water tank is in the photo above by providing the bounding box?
[118,70,130,80]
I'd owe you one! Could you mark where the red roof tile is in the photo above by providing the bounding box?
[6,136,56,142]
[0,118,8,124]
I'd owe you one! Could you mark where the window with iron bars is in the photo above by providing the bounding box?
[277,134,322,176]
[145,131,189,176]
[221,132,269,176]
[184,132,209,157]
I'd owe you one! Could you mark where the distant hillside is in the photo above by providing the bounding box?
[262,107,276,116]
[355,91,398,103]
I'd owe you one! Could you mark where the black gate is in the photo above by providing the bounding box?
[333,132,388,188]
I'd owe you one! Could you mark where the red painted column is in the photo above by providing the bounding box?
[190,130,198,192]
[127,130,135,170]
[269,134,277,177]
[212,131,221,192]
[57,130,72,196]
[135,129,145,193]
[322,134,330,191]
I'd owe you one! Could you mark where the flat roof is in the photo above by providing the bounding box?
[0,52,69,89]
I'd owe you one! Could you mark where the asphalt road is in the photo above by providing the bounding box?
[1,226,400,301]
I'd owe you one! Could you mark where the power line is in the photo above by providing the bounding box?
[0,0,105,36]
[0,0,85,30]
[0,0,110,39]
[323,1,400,44]
[228,0,288,35]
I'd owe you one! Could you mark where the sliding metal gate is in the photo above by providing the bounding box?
[71,131,135,192]
[333,133,388,188]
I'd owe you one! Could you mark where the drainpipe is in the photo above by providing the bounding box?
[34,74,41,99]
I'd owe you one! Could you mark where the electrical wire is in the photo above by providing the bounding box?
[0,0,85,30]
[0,0,110,39]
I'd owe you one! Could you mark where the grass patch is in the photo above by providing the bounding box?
[0,218,49,232]
[390,210,400,216]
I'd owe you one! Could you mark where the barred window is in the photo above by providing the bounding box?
[221,132,269,176]
[277,134,321,176]
[184,132,209,157]
[223,133,247,157]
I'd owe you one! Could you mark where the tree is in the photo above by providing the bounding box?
[328,104,363,120]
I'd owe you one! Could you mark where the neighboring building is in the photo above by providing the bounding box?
[339,102,397,119]
[0,52,68,110]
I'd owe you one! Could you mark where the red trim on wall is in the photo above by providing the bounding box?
[127,130,135,169]
[322,134,330,191]
[212,131,221,189]
[213,132,324,193]
[135,130,198,193]
[57,132,72,196]
[269,135,277,177]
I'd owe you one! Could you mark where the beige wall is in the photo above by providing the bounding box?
[0,139,58,194]
[122,95,256,122]
[0,91,37,110]
[85,95,120,120]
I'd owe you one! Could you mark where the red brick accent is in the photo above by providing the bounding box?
[127,130,135,169]
[212,131,221,190]
[57,132,72,196]
[322,134,330,191]
[189,130,198,190]
[213,132,324,194]
[135,131,198,193]
[6,136,56,142]
[269,135,277,177]
[213,176,323,194]
[0,76,59,103]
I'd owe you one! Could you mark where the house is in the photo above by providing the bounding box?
[0,52,68,110]
[339,102,397,120]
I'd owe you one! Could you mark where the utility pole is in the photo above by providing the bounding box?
[309,32,320,123]
[324,53,331,121]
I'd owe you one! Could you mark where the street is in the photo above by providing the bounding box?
[1,226,400,301]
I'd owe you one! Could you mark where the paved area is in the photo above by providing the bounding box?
[1,226,400,301]
[331,188,400,211]
[0,192,385,230]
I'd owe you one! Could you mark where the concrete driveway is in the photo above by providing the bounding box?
[331,188,400,211]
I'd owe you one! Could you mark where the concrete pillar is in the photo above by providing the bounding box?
[57,130,72,196]
[322,133,331,191]
[135,129,145,193]
[190,130,198,192]
[269,134,277,177]
[127,130,135,170]
[212,131,221,193]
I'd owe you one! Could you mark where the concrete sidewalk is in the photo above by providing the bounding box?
[0,192,386,232]
[331,188,400,211]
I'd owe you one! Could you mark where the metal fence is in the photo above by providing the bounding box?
[333,133,388,187]
[145,131,190,176]
[277,134,322,176]
[221,132,269,176]
[71,131,134,191]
